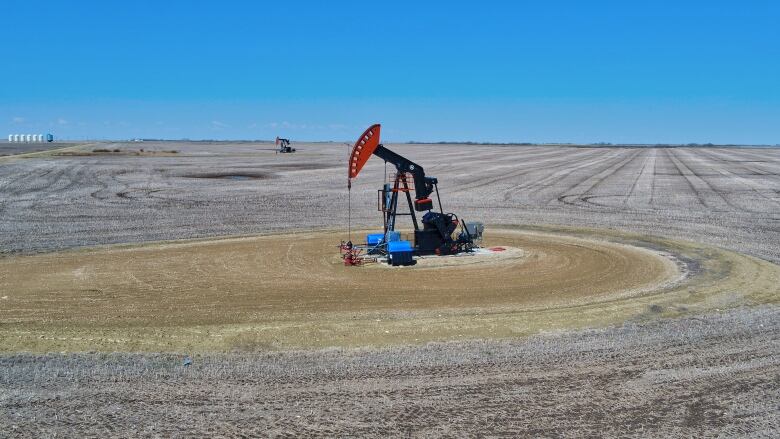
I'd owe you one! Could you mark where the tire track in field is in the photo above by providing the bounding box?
[650,148,658,206]
[90,168,127,201]
[698,148,780,176]
[669,148,753,212]
[512,149,625,204]
[450,148,596,187]
[0,163,53,194]
[663,149,729,211]
[53,162,91,194]
[418,147,561,188]
[499,148,617,202]
[0,162,59,197]
[501,149,625,203]
[454,148,599,192]
[439,149,569,186]
[95,168,116,200]
[705,148,780,183]
[555,149,643,209]
[415,146,567,177]
[624,149,657,209]
[0,163,74,222]
[681,149,780,211]
[703,148,780,175]
[410,145,540,165]
[574,148,653,211]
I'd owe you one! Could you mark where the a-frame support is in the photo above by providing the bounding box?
[381,172,419,236]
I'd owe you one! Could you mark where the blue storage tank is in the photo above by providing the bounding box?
[367,231,401,246]
[366,233,384,246]
[387,240,413,252]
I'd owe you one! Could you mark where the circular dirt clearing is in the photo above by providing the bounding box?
[1,230,678,320]
[1,227,777,352]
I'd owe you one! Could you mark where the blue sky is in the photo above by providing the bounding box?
[1,1,778,143]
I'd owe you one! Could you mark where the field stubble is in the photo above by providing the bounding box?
[1,142,779,436]
[2,306,777,437]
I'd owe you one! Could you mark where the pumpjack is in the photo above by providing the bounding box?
[342,124,483,266]
[275,136,295,153]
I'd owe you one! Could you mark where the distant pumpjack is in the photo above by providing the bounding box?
[275,137,296,153]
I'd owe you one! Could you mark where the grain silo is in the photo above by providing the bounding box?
[7,135,11,142]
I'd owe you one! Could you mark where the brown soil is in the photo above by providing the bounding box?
[1,227,776,352]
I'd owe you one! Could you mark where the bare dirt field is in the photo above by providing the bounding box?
[2,142,779,263]
[2,306,778,437]
[1,141,779,437]
[0,142,82,158]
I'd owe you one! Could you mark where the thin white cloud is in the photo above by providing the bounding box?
[267,121,336,130]
[11,116,26,124]
[211,120,229,129]
[57,118,69,126]
[267,121,296,129]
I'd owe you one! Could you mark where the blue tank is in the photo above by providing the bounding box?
[387,240,413,252]
[388,240,415,266]
[366,233,385,246]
